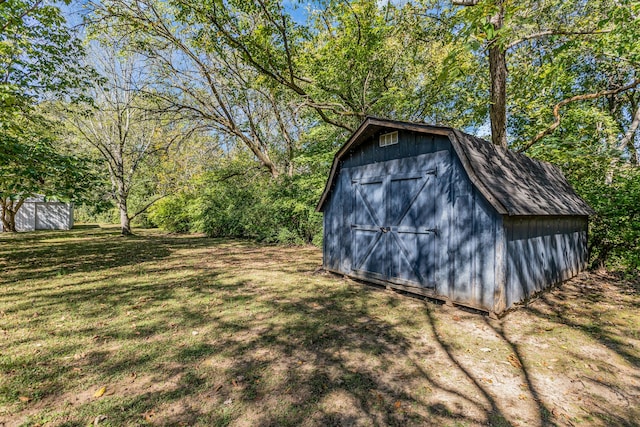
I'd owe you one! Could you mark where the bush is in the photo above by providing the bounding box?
[148,193,193,233]
[147,164,324,246]
[584,165,640,272]
[535,143,640,273]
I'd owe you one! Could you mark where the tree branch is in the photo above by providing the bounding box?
[452,0,480,5]
[130,194,170,220]
[1,0,43,33]
[519,78,640,153]
[506,29,613,50]
[617,105,640,153]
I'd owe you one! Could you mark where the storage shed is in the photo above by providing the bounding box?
[2,196,74,232]
[317,117,594,315]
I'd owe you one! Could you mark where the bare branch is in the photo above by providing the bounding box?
[617,105,640,152]
[452,0,480,5]
[519,79,640,153]
[506,29,613,50]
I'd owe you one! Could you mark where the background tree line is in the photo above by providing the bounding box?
[1,0,639,271]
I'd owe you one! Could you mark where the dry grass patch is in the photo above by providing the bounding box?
[1,225,639,426]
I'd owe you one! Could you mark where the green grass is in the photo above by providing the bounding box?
[1,226,639,426]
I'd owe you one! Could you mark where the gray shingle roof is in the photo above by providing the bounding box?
[317,117,594,216]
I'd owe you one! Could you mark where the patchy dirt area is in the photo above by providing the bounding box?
[0,226,638,426]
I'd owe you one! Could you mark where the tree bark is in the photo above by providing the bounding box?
[1,199,14,232]
[605,104,640,184]
[1,199,9,232]
[488,2,507,148]
[0,197,24,232]
[618,104,640,160]
[453,0,507,147]
[119,200,132,235]
[7,209,16,232]
[116,184,132,235]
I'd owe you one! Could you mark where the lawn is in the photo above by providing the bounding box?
[1,226,639,426]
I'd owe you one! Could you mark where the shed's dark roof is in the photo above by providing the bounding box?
[317,117,594,216]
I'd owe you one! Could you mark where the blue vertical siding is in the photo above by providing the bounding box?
[449,154,497,309]
[504,216,588,308]
[323,170,352,273]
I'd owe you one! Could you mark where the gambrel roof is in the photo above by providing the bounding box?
[317,117,594,216]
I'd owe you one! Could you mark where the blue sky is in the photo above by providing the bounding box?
[59,1,89,29]
[60,0,313,28]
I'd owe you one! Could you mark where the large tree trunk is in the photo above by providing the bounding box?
[119,204,132,235]
[1,199,10,232]
[119,199,132,235]
[1,198,24,232]
[453,0,508,147]
[488,2,507,148]
[6,210,16,232]
[489,46,507,147]
[116,181,132,235]
[1,205,15,232]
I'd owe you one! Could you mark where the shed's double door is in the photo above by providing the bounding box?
[350,162,439,288]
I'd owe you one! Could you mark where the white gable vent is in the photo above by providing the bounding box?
[379,131,398,147]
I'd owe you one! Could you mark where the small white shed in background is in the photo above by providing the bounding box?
[3,196,74,232]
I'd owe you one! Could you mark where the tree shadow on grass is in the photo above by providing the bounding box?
[3,231,640,426]
[520,274,640,426]
[5,280,509,425]
[0,227,212,284]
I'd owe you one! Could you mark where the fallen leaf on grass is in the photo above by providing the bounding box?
[452,315,461,321]
[94,386,107,398]
[143,410,155,422]
[507,354,522,369]
[18,396,30,402]
[394,401,402,409]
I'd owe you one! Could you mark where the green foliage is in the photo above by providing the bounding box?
[0,0,100,230]
[148,193,196,234]
[149,159,325,245]
[82,0,640,271]
[531,135,640,273]
[586,167,640,272]
[0,118,100,203]
[0,0,94,115]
